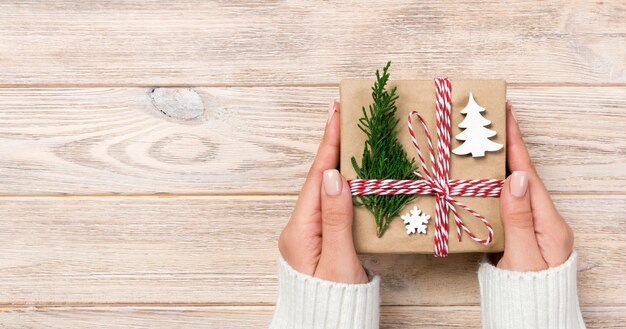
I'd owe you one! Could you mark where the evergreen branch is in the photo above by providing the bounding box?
[351,61,419,237]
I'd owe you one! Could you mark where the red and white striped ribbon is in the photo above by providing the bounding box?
[348,78,504,257]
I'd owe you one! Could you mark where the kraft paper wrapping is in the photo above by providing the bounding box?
[340,79,506,254]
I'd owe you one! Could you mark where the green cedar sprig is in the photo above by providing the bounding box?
[351,61,419,237]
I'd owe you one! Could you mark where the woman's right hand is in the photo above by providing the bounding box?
[278,101,368,284]
[496,102,574,271]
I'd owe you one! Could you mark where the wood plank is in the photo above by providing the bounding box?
[0,196,623,306]
[507,87,626,194]
[0,87,623,195]
[0,305,623,328]
[0,1,624,85]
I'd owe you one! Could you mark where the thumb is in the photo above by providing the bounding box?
[315,169,367,283]
[498,171,548,271]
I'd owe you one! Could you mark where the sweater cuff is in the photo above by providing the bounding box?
[270,256,380,329]
[478,251,586,329]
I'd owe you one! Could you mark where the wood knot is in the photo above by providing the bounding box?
[150,88,205,121]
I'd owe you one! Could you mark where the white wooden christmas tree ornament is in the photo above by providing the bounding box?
[401,206,430,235]
[452,92,503,157]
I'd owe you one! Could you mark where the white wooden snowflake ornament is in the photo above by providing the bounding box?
[401,206,431,235]
[452,92,503,157]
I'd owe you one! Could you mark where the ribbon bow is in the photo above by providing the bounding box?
[349,78,504,257]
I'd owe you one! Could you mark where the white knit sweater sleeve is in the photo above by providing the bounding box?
[270,252,585,329]
[269,256,380,329]
[478,251,586,329]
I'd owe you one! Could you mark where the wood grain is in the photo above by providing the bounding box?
[0,1,624,86]
[0,87,623,195]
[0,196,623,306]
[0,305,623,328]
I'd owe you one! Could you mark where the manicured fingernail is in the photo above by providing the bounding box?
[507,101,518,122]
[510,171,528,198]
[327,100,337,124]
[323,169,342,196]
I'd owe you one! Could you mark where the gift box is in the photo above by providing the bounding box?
[340,69,506,255]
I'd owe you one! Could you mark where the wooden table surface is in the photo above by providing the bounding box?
[0,1,624,328]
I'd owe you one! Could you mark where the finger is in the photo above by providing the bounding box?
[315,169,366,283]
[505,103,573,266]
[498,171,548,271]
[506,102,559,220]
[506,101,534,173]
[320,170,356,253]
[506,102,562,221]
[506,102,558,217]
[292,100,340,220]
[310,101,342,175]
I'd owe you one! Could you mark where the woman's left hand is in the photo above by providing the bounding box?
[278,101,368,284]
[496,103,574,271]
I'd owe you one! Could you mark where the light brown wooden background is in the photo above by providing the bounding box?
[0,1,624,328]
